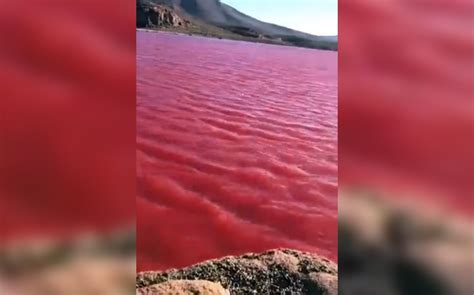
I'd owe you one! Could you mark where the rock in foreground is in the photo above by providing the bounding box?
[137,249,337,294]
[137,280,229,295]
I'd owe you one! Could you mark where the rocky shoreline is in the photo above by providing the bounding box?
[137,249,337,294]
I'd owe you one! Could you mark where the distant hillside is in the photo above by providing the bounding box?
[137,0,337,51]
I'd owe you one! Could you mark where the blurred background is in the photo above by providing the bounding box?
[339,0,473,294]
[0,0,135,294]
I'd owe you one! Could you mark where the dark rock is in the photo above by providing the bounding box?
[137,3,188,28]
[137,249,337,295]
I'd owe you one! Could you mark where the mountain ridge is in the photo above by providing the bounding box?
[137,0,337,50]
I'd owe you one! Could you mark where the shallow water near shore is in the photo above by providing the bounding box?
[136,31,338,271]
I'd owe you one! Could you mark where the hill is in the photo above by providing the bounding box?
[137,0,337,50]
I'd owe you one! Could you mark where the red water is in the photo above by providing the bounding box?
[136,32,338,271]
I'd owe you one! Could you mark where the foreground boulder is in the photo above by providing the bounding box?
[137,249,337,294]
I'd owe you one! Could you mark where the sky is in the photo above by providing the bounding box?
[221,0,337,36]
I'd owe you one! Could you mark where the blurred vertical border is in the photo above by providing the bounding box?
[339,0,473,294]
[0,0,136,294]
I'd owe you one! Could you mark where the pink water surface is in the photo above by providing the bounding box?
[137,32,338,271]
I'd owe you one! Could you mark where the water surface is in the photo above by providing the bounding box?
[137,32,338,271]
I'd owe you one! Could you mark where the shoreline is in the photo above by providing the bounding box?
[137,248,337,294]
[136,28,338,52]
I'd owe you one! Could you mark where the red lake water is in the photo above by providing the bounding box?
[136,32,338,272]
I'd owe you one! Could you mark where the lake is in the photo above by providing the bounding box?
[137,31,338,271]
